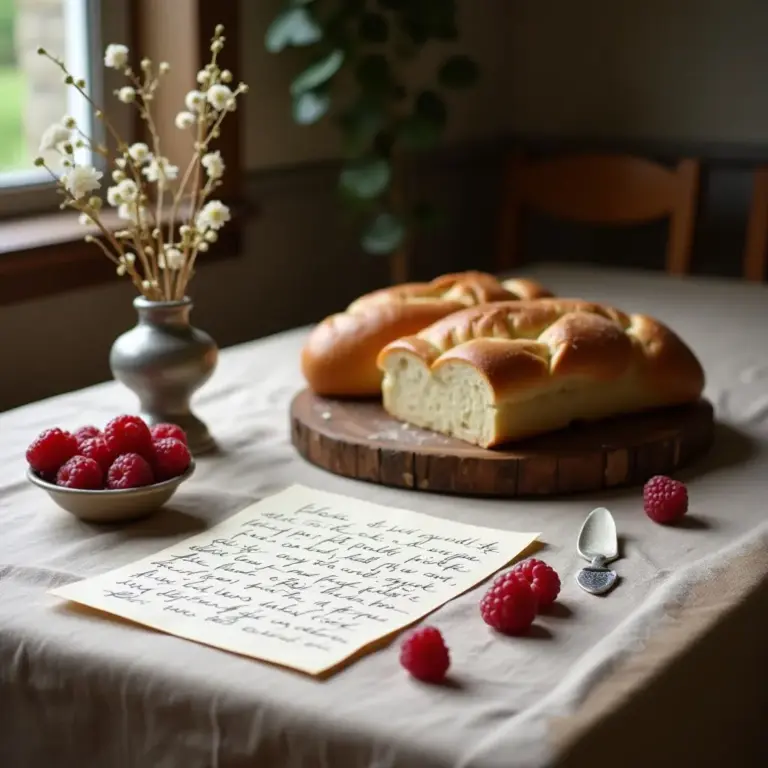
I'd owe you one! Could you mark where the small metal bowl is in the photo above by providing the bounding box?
[27,461,196,523]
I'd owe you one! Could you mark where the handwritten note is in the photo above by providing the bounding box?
[51,485,539,675]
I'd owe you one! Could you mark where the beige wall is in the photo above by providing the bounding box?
[3,0,768,410]
[245,0,768,172]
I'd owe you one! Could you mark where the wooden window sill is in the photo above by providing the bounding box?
[0,204,249,307]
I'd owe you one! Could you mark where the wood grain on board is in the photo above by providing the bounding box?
[290,389,715,498]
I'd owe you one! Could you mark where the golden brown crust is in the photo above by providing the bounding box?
[301,272,555,397]
[377,298,705,403]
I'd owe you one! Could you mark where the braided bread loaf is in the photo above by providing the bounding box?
[376,298,705,447]
[301,271,553,397]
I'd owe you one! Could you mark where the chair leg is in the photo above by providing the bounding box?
[744,168,768,282]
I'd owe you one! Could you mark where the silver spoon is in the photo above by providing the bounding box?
[576,507,619,595]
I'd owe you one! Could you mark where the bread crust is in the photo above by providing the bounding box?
[301,272,554,397]
[377,299,705,446]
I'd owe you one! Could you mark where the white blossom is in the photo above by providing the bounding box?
[197,241,209,252]
[201,150,225,180]
[39,123,70,152]
[116,252,136,276]
[128,142,150,164]
[104,44,129,70]
[115,157,127,169]
[118,203,148,226]
[63,165,103,199]
[196,200,230,231]
[206,84,234,112]
[61,115,76,129]
[174,111,196,130]
[116,178,138,202]
[159,246,185,270]
[107,185,123,206]
[220,70,232,83]
[78,212,94,226]
[117,86,136,103]
[204,229,218,243]
[196,69,210,85]
[159,61,170,74]
[185,90,205,113]
[142,156,179,186]
[112,169,126,182]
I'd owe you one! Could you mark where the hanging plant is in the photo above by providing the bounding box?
[265,0,479,278]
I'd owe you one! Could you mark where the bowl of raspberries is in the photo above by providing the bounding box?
[25,414,194,523]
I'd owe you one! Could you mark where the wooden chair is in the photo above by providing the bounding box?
[743,167,768,282]
[496,153,700,275]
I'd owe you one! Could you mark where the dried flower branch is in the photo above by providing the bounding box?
[33,24,248,301]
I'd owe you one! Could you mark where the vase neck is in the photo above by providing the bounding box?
[134,297,192,327]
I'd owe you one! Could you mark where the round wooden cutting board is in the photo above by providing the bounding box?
[290,389,715,497]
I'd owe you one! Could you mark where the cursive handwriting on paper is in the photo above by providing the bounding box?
[52,486,539,675]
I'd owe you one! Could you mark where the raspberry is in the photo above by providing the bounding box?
[152,437,191,480]
[78,437,114,472]
[104,415,154,461]
[399,626,450,683]
[150,423,188,445]
[480,571,537,635]
[107,453,154,490]
[74,425,101,447]
[512,558,561,609]
[56,455,104,490]
[644,475,689,524]
[26,428,79,475]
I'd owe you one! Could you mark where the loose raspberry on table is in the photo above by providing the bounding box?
[78,437,114,472]
[104,415,154,461]
[399,626,450,683]
[480,571,537,635]
[150,423,188,445]
[512,558,561,609]
[643,475,689,524]
[74,425,101,447]
[107,453,154,490]
[56,455,104,490]
[26,428,79,475]
[152,437,191,481]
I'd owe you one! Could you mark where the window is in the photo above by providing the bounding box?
[0,0,244,307]
[0,0,130,218]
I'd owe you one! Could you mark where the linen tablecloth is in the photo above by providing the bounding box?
[1,264,766,768]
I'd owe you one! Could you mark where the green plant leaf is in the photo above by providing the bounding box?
[438,55,480,89]
[338,100,383,156]
[355,54,393,95]
[293,90,330,125]
[359,12,389,43]
[397,115,441,151]
[339,157,391,200]
[290,50,345,95]
[362,212,405,255]
[416,90,448,126]
[265,7,321,53]
[397,91,447,150]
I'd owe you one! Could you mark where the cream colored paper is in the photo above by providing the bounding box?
[51,485,539,676]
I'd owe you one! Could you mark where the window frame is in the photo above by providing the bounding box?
[0,0,133,218]
[0,0,245,307]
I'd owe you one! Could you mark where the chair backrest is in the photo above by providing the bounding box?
[744,167,768,282]
[496,152,700,275]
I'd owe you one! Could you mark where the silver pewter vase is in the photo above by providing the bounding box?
[110,297,218,455]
